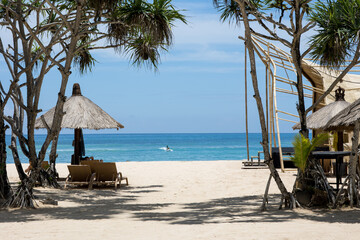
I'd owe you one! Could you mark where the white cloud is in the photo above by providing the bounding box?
[160,65,243,73]
[172,13,241,46]
[164,48,244,63]
[92,11,244,65]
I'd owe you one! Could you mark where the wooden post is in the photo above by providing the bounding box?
[272,73,285,172]
[245,44,250,162]
[349,121,360,207]
[269,70,277,148]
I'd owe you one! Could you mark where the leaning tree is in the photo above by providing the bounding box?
[0,0,186,208]
[214,0,360,208]
[214,0,297,209]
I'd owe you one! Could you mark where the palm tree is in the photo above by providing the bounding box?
[291,133,328,187]
[310,0,360,68]
[310,0,360,207]
[307,0,360,112]
[0,0,186,208]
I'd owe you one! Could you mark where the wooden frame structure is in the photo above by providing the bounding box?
[245,36,310,171]
[244,35,360,172]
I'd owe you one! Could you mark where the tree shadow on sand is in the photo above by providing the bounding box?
[1,185,360,225]
[0,184,170,223]
[132,194,360,225]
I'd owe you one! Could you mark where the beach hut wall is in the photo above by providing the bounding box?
[35,95,124,130]
[302,60,360,105]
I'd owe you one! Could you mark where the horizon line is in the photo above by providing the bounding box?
[5,132,299,135]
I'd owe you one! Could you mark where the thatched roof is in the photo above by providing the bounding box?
[35,95,124,130]
[325,98,360,131]
[302,60,360,104]
[292,100,350,130]
[302,60,324,90]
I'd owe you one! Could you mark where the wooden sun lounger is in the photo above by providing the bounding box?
[92,162,128,190]
[80,159,102,173]
[65,165,96,190]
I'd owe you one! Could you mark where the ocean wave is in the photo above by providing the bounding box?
[55,149,74,152]
[159,147,173,152]
[84,148,122,151]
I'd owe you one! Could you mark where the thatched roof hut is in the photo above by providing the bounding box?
[293,87,350,130]
[292,100,350,130]
[35,84,124,130]
[325,97,360,131]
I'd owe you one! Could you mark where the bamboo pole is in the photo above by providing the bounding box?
[251,36,279,151]
[273,59,294,69]
[268,53,285,172]
[277,110,299,118]
[278,118,298,124]
[245,44,250,162]
[275,76,325,94]
[269,70,277,148]
[276,88,313,98]
[266,43,270,156]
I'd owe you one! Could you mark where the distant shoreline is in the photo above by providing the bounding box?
[4,132,298,136]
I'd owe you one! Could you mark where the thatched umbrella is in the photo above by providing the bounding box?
[293,87,349,151]
[35,83,124,164]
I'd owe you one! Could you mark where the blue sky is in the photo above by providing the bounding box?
[1,0,306,134]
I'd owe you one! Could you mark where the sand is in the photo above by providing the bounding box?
[1,161,360,240]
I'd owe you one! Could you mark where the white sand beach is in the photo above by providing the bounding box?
[2,161,360,240]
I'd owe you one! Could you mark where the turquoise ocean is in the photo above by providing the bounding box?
[5,133,298,163]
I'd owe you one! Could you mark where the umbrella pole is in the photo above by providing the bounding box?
[72,84,83,165]
[337,131,344,151]
[336,130,344,176]
[73,128,81,165]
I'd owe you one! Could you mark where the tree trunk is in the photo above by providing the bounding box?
[236,0,293,208]
[348,121,360,207]
[291,1,308,138]
[49,134,60,178]
[6,133,38,208]
[40,134,60,188]
[0,103,11,200]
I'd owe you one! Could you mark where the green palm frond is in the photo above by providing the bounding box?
[108,0,186,69]
[217,0,242,25]
[0,0,16,19]
[125,34,164,70]
[149,0,187,45]
[291,133,328,173]
[310,133,329,153]
[73,43,97,75]
[310,0,360,68]
[85,0,119,20]
[213,0,262,26]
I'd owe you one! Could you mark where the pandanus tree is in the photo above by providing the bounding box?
[213,0,360,208]
[307,0,360,114]
[0,0,186,208]
[310,0,360,207]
